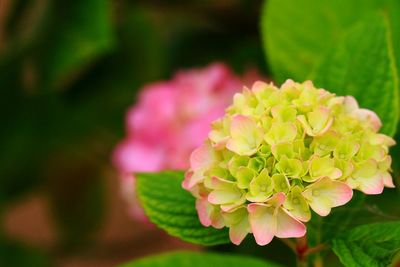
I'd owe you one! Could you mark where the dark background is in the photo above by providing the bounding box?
[0,1,267,266]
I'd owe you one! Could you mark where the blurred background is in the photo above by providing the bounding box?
[0,1,267,266]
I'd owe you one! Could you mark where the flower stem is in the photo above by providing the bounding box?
[304,243,329,257]
[296,236,309,266]
[297,258,308,267]
[293,236,329,266]
[280,236,329,266]
[313,255,323,267]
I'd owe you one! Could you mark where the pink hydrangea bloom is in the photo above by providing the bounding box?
[113,63,261,219]
[183,80,395,246]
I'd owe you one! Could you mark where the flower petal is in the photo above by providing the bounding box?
[272,174,290,193]
[298,107,333,136]
[271,106,297,122]
[252,81,278,103]
[308,156,342,181]
[207,177,243,205]
[247,203,276,246]
[182,171,196,190]
[264,122,297,145]
[312,131,339,156]
[184,142,219,190]
[349,173,385,195]
[355,109,382,131]
[349,159,387,194]
[226,115,263,156]
[208,188,243,205]
[222,207,250,245]
[284,186,311,222]
[275,208,306,238]
[190,141,217,171]
[271,142,295,160]
[229,218,250,245]
[276,156,304,178]
[382,172,395,188]
[343,96,359,112]
[370,134,396,147]
[303,177,353,216]
[206,176,234,189]
[247,169,274,202]
[236,166,257,189]
[333,140,360,160]
[196,198,224,229]
[309,107,333,135]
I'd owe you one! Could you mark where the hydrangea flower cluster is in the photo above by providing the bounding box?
[113,63,260,219]
[183,80,395,246]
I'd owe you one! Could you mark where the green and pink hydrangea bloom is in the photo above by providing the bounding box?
[183,79,395,246]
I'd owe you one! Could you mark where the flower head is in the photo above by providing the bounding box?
[184,79,395,245]
[113,63,260,219]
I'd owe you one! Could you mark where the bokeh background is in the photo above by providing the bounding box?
[0,1,267,266]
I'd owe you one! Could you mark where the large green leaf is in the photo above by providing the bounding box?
[119,251,281,267]
[262,0,400,83]
[262,0,381,82]
[136,171,230,246]
[312,14,399,136]
[332,221,400,267]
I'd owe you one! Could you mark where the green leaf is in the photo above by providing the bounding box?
[386,0,400,76]
[136,171,230,246]
[312,14,399,136]
[119,251,281,267]
[261,0,383,82]
[332,221,400,267]
[34,0,115,90]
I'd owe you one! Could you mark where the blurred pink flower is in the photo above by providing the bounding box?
[113,63,262,220]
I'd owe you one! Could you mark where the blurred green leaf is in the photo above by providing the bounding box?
[119,251,281,267]
[312,13,399,136]
[0,4,166,206]
[136,171,230,246]
[33,0,115,91]
[332,221,400,267]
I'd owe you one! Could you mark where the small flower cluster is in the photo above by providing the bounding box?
[183,80,395,245]
[113,63,259,219]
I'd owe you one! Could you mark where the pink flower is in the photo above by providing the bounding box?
[113,63,262,220]
[183,80,394,246]
[248,193,306,246]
